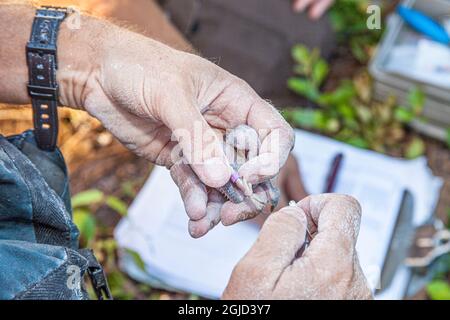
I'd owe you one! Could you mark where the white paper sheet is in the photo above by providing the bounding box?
[115,130,443,299]
[385,38,450,89]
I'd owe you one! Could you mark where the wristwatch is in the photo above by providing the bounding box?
[26,7,68,151]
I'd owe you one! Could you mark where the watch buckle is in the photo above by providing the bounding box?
[27,84,58,101]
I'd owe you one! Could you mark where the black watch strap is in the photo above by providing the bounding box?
[26,7,68,151]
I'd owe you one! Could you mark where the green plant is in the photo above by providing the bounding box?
[284,45,426,158]
[71,188,136,299]
[426,210,450,300]
[329,0,385,62]
[72,180,196,299]
[427,280,450,300]
[72,189,128,245]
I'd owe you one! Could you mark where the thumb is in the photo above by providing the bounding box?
[242,205,308,277]
[161,95,231,188]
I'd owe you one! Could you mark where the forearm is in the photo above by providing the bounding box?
[37,0,192,51]
[0,3,34,104]
[0,3,110,107]
[77,0,192,52]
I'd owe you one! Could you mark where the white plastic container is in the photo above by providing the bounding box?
[369,0,450,141]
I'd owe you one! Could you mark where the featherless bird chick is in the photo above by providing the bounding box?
[218,125,280,214]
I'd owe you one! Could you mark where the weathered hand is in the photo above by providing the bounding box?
[57,20,294,237]
[171,125,281,238]
[292,0,335,19]
[0,5,293,238]
[222,194,373,300]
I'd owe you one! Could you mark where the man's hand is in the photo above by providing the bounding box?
[0,4,294,238]
[78,29,293,238]
[223,194,373,300]
[292,0,335,19]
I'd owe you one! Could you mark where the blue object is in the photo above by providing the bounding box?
[0,131,110,300]
[397,5,450,45]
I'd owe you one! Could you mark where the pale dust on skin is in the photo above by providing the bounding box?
[173,125,282,238]
[223,194,373,300]
[222,126,280,216]
[50,7,294,235]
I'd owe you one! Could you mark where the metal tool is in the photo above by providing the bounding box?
[405,219,450,270]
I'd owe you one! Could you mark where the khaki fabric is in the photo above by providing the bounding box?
[160,0,336,106]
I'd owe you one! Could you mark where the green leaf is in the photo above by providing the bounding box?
[106,196,128,216]
[329,10,346,31]
[125,249,146,272]
[317,82,355,106]
[350,38,368,63]
[405,137,426,159]
[408,88,425,114]
[137,283,153,294]
[427,280,450,300]
[345,137,369,149]
[291,109,325,130]
[293,64,307,75]
[281,109,296,123]
[312,59,329,87]
[287,78,319,101]
[107,271,130,299]
[71,189,104,208]
[394,107,414,124]
[292,45,311,67]
[337,103,356,120]
[73,208,96,244]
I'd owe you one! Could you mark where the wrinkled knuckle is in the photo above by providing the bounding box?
[337,194,362,217]
[132,143,157,163]
[171,167,195,195]
[155,151,173,168]
[230,75,250,90]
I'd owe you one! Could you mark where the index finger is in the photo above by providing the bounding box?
[291,194,362,272]
[224,205,308,297]
[272,194,367,299]
[201,74,294,185]
[238,98,295,185]
[298,194,362,246]
[310,0,334,20]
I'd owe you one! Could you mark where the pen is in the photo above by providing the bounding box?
[397,5,450,45]
[323,153,344,193]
